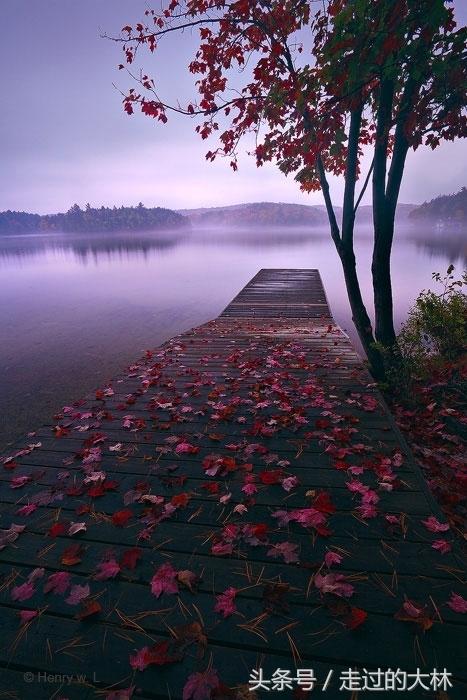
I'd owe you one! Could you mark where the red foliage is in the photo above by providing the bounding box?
[390,359,466,529]
[117,0,466,191]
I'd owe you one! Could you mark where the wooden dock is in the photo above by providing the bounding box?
[0,269,465,699]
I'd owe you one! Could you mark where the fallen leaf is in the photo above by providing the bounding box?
[120,547,142,570]
[68,521,87,536]
[150,562,179,598]
[447,592,467,613]
[112,509,133,527]
[267,541,299,564]
[48,522,67,537]
[421,515,450,533]
[214,588,237,618]
[315,573,354,598]
[11,582,35,602]
[66,583,91,605]
[18,609,38,625]
[95,558,121,580]
[183,669,220,700]
[44,571,72,595]
[432,539,452,554]
[177,570,199,593]
[61,543,85,566]
[75,598,101,619]
[344,606,368,629]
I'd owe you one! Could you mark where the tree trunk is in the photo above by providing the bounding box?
[372,78,397,350]
[339,246,385,378]
[372,216,397,347]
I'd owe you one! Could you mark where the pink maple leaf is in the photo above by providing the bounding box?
[324,551,343,568]
[293,508,327,529]
[267,541,299,564]
[211,542,233,556]
[357,503,378,519]
[150,562,179,598]
[385,514,400,525]
[241,483,258,496]
[432,539,452,554]
[65,583,90,605]
[18,609,38,625]
[403,599,424,617]
[182,669,220,700]
[421,516,450,533]
[214,588,237,618]
[447,592,467,614]
[11,582,35,602]
[95,559,121,581]
[130,646,150,671]
[281,476,299,492]
[175,442,199,455]
[44,571,72,594]
[10,475,31,489]
[315,573,354,598]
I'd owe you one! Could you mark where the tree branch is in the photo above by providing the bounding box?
[354,157,374,214]
[316,155,342,251]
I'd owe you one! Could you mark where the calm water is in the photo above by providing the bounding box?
[0,227,465,450]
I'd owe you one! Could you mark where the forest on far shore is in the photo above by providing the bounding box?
[409,186,467,223]
[0,203,188,233]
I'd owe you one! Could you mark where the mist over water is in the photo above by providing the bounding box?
[0,225,465,450]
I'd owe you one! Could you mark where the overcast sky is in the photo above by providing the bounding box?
[1,0,466,214]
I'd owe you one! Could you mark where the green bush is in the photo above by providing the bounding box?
[398,265,467,373]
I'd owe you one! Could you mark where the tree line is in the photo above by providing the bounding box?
[0,203,188,233]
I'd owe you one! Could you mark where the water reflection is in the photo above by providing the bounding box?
[0,226,465,265]
[0,230,190,265]
[408,233,467,264]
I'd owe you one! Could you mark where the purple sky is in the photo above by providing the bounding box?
[1,0,466,214]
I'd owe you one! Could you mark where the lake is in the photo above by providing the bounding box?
[0,226,465,450]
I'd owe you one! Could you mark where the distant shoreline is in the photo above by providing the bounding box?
[1,194,465,234]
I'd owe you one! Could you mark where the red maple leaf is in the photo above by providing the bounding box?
[48,522,66,537]
[144,640,182,666]
[120,547,142,570]
[171,492,191,508]
[344,606,368,629]
[313,491,336,514]
[112,509,133,527]
[202,482,220,494]
[259,469,283,485]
